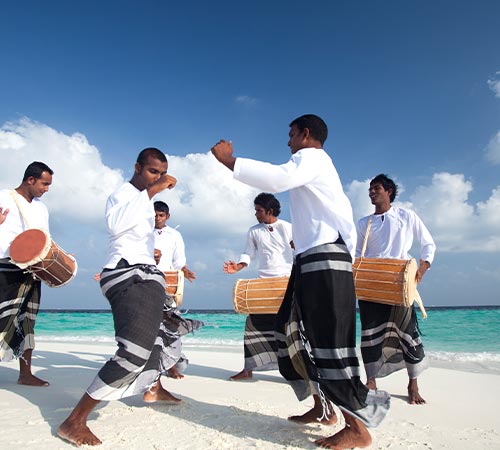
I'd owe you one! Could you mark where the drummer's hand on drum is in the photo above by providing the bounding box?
[223,261,246,274]
[148,173,177,197]
[416,259,431,283]
[0,207,9,225]
[181,265,196,282]
[154,248,162,265]
[211,140,236,171]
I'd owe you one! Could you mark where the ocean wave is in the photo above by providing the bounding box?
[37,335,244,347]
[427,350,500,362]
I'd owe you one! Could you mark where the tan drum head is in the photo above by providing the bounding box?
[9,229,50,264]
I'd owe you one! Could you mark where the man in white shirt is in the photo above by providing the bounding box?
[58,148,178,447]
[154,200,195,282]
[153,200,197,379]
[211,115,390,450]
[356,173,436,405]
[224,193,292,381]
[0,161,53,387]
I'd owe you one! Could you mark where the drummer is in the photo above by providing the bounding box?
[0,161,54,387]
[153,200,198,380]
[223,193,293,381]
[356,173,436,404]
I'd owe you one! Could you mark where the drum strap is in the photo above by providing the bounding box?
[360,215,427,318]
[9,190,32,228]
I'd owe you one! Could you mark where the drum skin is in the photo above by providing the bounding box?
[9,229,78,288]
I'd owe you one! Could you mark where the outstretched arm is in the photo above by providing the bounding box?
[223,261,248,274]
[181,265,196,282]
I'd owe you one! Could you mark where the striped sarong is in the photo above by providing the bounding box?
[158,307,204,375]
[87,260,172,401]
[0,258,41,362]
[275,242,390,428]
[359,300,428,379]
[243,314,278,371]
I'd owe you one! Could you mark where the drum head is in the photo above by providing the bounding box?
[9,229,50,264]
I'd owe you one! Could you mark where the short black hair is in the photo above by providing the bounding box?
[289,114,328,145]
[22,161,54,181]
[154,200,169,214]
[370,174,398,202]
[137,148,167,166]
[254,192,281,217]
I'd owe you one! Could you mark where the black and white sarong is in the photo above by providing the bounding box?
[243,314,278,372]
[275,242,390,428]
[359,300,428,379]
[0,258,41,362]
[88,259,202,401]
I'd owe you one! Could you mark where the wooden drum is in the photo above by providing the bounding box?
[233,276,289,314]
[352,257,417,307]
[9,229,78,287]
[164,270,185,306]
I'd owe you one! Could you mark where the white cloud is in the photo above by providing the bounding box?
[235,95,259,107]
[155,152,260,236]
[0,118,124,222]
[487,72,500,98]
[484,130,500,165]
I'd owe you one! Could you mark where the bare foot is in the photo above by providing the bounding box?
[315,413,371,449]
[229,369,253,381]
[408,378,426,405]
[288,394,337,425]
[167,366,184,379]
[57,418,102,447]
[143,381,182,404]
[18,373,49,387]
[365,377,377,390]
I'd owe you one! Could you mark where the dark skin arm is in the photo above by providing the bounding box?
[211,140,236,171]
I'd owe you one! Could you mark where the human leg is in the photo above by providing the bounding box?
[288,393,337,425]
[231,314,278,380]
[1,266,47,385]
[57,393,102,446]
[408,377,426,404]
[58,265,165,445]
[18,348,49,386]
[315,411,372,449]
[143,379,182,403]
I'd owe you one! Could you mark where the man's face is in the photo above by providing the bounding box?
[254,205,274,224]
[369,182,392,206]
[28,172,52,198]
[134,157,168,190]
[155,211,169,229]
[288,124,307,154]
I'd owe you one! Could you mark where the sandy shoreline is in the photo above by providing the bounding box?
[1,341,499,449]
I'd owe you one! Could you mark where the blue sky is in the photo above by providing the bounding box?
[1,1,499,309]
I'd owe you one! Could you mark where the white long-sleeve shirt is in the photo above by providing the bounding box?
[103,183,156,269]
[234,148,357,260]
[238,219,293,278]
[0,189,50,258]
[154,225,186,271]
[356,206,436,264]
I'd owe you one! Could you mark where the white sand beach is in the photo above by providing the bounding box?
[0,341,499,449]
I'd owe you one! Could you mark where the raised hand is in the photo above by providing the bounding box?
[0,207,9,225]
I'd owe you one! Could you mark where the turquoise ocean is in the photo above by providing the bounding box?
[36,307,500,375]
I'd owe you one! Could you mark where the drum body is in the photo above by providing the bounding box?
[164,270,185,306]
[352,257,417,307]
[233,276,289,314]
[9,229,78,288]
